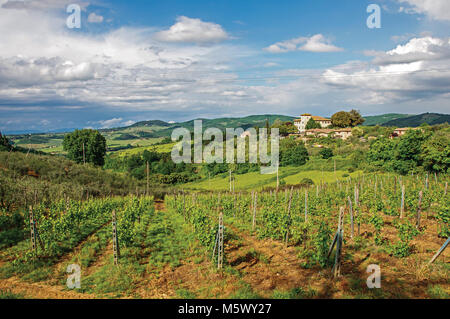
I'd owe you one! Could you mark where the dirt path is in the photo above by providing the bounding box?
[0,275,97,299]
[225,224,321,298]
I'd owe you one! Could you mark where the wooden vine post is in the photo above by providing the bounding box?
[252,192,258,231]
[354,185,360,236]
[327,207,344,278]
[183,190,186,222]
[304,190,308,223]
[29,206,37,256]
[348,196,354,239]
[285,187,293,245]
[112,209,120,266]
[217,212,224,270]
[400,184,405,219]
[417,191,423,229]
[146,161,149,196]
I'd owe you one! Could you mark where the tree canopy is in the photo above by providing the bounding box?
[280,138,309,166]
[331,110,365,128]
[306,118,321,130]
[0,132,12,151]
[63,129,107,166]
[366,128,448,174]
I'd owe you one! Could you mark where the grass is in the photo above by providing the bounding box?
[182,168,363,191]
[117,142,178,157]
[0,289,25,299]
[229,283,261,299]
[427,285,450,299]
[272,287,317,299]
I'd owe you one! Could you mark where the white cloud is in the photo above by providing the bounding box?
[264,34,343,53]
[321,36,450,104]
[88,12,103,23]
[398,0,450,21]
[1,0,89,10]
[96,118,124,128]
[263,62,279,68]
[154,16,229,44]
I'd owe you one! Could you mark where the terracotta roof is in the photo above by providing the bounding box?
[306,128,352,133]
[311,116,331,122]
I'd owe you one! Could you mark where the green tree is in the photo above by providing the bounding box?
[63,129,107,166]
[280,140,309,166]
[319,148,333,159]
[393,129,431,174]
[366,137,395,169]
[306,118,321,130]
[352,126,364,138]
[0,132,12,151]
[331,111,352,128]
[421,131,450,173]
[349,109,365,126]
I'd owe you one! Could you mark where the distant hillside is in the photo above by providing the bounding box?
[129,120,173,128]
[129,114,295,137]
[381,113,450,127]
[364,114,412,126]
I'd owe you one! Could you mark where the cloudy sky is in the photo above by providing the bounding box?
[0,0,449,133]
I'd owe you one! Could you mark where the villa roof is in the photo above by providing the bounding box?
[306,128,352,133]
[294,114,331,122]
[311,116,331,122]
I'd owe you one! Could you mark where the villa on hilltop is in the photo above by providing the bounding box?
[294,114,332,133]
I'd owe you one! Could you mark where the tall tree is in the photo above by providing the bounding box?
[280,139,309,166]
[421,131,450,173]
[0,132,12,151]
[306,118,321,129]
[349,109,365,127]
[63,129,107,166]
[331,111,352,128]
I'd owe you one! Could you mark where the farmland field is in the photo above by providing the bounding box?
[1,173,448,299]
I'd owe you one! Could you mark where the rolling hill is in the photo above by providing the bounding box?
[363,113,412,126]
[381,113,450,127]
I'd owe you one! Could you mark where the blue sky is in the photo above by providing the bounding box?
[0,0,449,133]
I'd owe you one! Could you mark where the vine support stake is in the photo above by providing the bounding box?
[112,209,120,266]
[417,191,423,229]
[400,185,405,219]
[304,190,308,223]
[428,237,450,265]
[29,206,37,256]
[146,161,149,196]
[285,187,293,245]
[252,192,257,231]
[217,212,224,270]
[348,196,354,239]
[332,207,344,278]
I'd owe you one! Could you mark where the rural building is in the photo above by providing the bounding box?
[389,128,412,139]
[304,128,353,140]
[294,114,332,133]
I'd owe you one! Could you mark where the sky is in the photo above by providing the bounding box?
[0,0,449,133]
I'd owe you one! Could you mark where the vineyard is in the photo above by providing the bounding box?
[0,173,449,299]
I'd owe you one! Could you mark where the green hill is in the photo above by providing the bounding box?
[382,113,450,127]
[151,114,294,137]
[364,113,412,126]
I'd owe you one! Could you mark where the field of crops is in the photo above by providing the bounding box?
[0,173,448,299]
